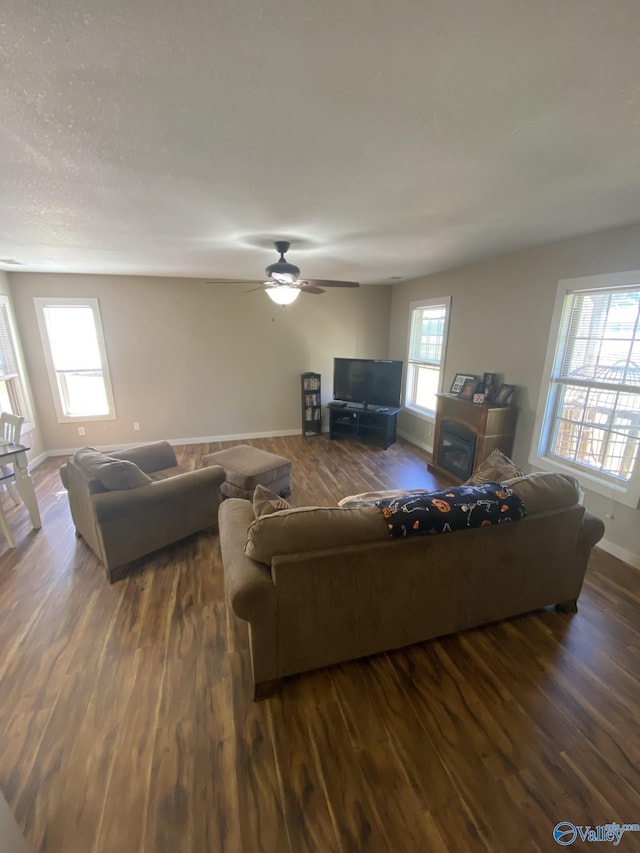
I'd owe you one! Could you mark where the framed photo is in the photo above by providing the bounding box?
[482,372,497,400]
[473,392,485,405]
[450,373,476,395]
[493,383,515,406]
[459,378,480,400]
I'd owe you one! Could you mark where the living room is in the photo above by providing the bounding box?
[4,218,640,567]
[2,2,640,851]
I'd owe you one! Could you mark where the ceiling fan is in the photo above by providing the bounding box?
[206,241,359,305]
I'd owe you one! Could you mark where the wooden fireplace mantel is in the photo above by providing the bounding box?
[432,393,518,483]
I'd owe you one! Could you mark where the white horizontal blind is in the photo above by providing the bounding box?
[406,300,449,415]
[0,303,19,381]
[408,303,447,367]
[549,286,640,480]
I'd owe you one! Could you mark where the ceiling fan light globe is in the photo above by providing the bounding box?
[266,286,300,305]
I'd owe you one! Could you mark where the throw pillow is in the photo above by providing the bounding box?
[252,483,292,517]
[501,471,579,514]
[464,448,524,486]
[73,447,152,491]
[376,482,526,538]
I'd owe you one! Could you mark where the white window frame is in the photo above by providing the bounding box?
[530,270,640,509]
[404,296,451,419]
[0,294,35,432]
[34,297,117,423]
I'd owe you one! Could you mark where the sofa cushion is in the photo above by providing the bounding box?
[253,484,292,517]
[72,448,152,491]
[464,448,524,486]
[376,482,526,538]
[502,471,579,513]
[245,505,388,565]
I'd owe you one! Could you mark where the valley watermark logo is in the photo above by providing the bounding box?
[553,821,640,846]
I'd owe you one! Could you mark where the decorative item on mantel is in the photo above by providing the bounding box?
[449,371,516,406]
[459,377,479,400]
[493,383,516,406]
[482,372,497,401]
[450,373,477,394]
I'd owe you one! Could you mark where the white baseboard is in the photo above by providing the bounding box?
[597,538,640,570]
[27,451,49,469]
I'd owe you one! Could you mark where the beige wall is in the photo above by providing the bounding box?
[9,273,391,451]
[389,221,640,565]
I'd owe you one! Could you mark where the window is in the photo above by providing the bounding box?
[34,298,116,422]
[0,295,32,427]
[405,297,451,416]
[532,271,640,508]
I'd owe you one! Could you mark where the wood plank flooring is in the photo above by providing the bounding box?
[0,435,639,852]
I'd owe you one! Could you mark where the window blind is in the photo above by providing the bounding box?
[0,303,19,381]
[554,287,640,389]
[408,304,447,367]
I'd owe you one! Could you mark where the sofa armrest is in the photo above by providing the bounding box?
[111,441,178,474]
[219,498,277,621]
[578,509,606,558]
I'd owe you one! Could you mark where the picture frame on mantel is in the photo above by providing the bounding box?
[459,378,480,400]
[482,372,497,401]
[493,383,516,406]
[450,373,476,394]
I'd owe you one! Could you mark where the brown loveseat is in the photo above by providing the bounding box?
[60,441,225,582]
[218,472,605,697]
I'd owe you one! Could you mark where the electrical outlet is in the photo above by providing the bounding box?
[78,427,86,436]
[133,422,140,431]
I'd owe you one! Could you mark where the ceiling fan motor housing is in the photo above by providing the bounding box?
[265,240,300,283]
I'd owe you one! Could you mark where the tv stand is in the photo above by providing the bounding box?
[329,404,400,449]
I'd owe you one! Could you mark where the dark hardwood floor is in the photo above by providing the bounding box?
[0,436,639,852]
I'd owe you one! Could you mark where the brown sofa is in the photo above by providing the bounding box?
[60,441,225,582]
[218,472,605,697]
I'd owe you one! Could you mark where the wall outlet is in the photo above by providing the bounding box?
[133,422,140,431]
[78,427,86,436]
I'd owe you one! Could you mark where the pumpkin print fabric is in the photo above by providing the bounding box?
[376,482,526,538]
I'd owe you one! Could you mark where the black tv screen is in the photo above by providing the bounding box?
[333,358,404,408]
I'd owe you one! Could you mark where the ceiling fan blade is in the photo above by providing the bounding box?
[297,284,325,294]
[298,279,359,289]
[244,284,269,293]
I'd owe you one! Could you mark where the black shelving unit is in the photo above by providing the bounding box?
[328,404,400,449]
[301,372,322,436]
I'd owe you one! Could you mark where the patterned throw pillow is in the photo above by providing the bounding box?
[252,483,292,518]
[376,482,526,538]
[464,448,524,486]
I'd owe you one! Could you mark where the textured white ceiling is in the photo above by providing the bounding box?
[2,1,640,284]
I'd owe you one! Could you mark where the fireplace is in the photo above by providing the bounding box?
[432,393,517,483]
[436,422,476,481]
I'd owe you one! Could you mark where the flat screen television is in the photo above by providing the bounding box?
[333,357,404,408]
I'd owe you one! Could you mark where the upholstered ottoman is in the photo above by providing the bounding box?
[202,445,292,499]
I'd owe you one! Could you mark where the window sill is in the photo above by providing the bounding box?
[56,413,117,424]
[403,405,436,423]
